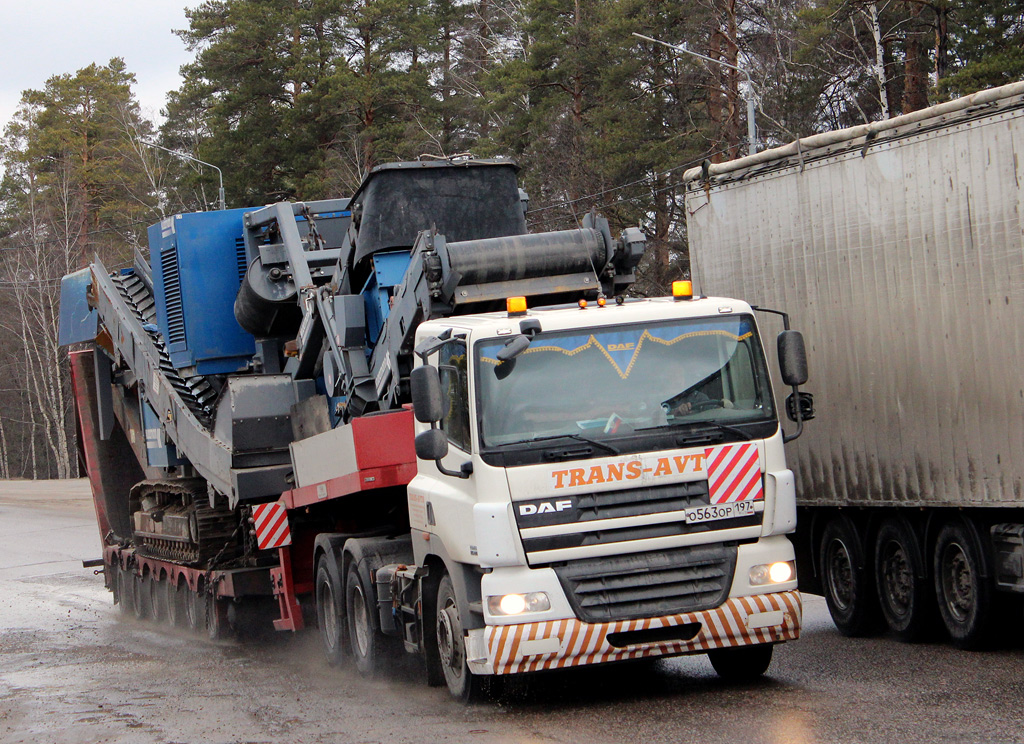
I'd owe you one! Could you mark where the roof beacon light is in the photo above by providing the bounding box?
[672,280,693,301]
[507,296,528,316]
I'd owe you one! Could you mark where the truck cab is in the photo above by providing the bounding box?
[408,292,802,695]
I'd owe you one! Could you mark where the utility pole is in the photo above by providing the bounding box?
[142,140,227,210]
[633,32,758,157]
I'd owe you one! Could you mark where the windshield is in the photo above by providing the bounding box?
[475,315,775,448]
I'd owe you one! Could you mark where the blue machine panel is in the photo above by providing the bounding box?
[149,209,257,375]
[361,250,411,350]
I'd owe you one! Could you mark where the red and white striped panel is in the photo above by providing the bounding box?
[704,443,763,504]
[484,591,801,675]
[252,501,292,550]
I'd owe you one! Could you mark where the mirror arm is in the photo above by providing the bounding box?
[751,305,791,330]
[782,383,804,443]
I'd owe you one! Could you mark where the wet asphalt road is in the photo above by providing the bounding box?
[2,480,1023,744]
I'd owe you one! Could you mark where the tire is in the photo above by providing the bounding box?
[708,643,774,682]
[150,572,167,624]
[819,516,880,636]
[316,562,345,666]
[933,520,991,649]
[185,580,205,633]
[433,574,491,702]
[132,570,150,621]
[166,574,186,628]
[116,564,133,615]
[207,592,231,641]
[874,519,931,641]
[346,563,386,675]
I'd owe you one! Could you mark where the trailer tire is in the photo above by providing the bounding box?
[150,572,167,624]
[116,564,133,615]
[186,581,204,633]
[346,563,386,675]
[708,643,773,682]
[132,570,150,620]
[433,574,492,702]
[207,594,230,641]
[874,519,930,641]
[316,562,345,666]
[166,575,186,628]
[933,520,991,649]
[819,517,879,636]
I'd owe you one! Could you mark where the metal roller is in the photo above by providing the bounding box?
[234,257,302,337]
[444,228,608,286]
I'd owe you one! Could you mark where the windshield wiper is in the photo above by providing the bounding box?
[636,420,752,442]
[519,433,620,455]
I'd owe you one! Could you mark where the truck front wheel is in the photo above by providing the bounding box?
[933,520,991,649]
[434,574,491,702]
[819,517,879,636]
[708,643,773,681]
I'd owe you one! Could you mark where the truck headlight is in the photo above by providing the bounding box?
[749,561,795,586]
[487,592,551,616]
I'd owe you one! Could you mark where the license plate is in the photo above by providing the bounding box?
[685,500,757,524]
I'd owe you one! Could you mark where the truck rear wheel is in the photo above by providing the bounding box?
[346,563,386,674]
[434,574,491,702]
[933,520,991,649]
[708,643,773,681]
[150,572,167,624]
[166,575,185,628]
[874,519,930,640]
[206,594,230,640]
[819,517,879,636]
[316,563,345,666]
[185,580,204,633]
[115,564,133,615]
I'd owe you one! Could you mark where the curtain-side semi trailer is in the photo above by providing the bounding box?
[60,157,811,701]
[683,81,1024,648]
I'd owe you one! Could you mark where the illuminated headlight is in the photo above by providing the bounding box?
[486,592,551,616]
[749,561,795,586]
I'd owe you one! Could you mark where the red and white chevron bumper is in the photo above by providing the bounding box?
[477,591,800,675]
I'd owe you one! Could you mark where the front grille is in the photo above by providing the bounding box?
[552,543,737,623]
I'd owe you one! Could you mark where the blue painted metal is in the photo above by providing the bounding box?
[361,250,411,350]
[58,268,98,346]
[149,209,257,374]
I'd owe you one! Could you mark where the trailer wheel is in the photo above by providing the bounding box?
[708,643,773,681]
[165,575,184,628]
[115,564,133,615]
[819,517,879,636]
[315,562,345,666]
[132,570,151,620]
[150,572,167,624]
[434,574,490,702]
[346,563,386,674]
[934,520,991,649]
[206,593,231,641]
[185,580,204,633]
[874,519,930,640]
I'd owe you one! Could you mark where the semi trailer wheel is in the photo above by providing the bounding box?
[116,564,133,615]
[933,520,991,649]
[132,571,150,620]
[819,517,879,636]
[315,563,345,666]
[874,519,931,641]
[206,594,230,640]
[185,580,204,633]
[346,563,386,674]
[708,643,774,682]
[150,572,167,624]
[433,574,491,702]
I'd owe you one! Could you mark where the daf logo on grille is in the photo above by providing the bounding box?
[519,499,573,516]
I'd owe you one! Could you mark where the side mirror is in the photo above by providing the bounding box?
[497,335,531,362]
[778,330,808,386]
[410,365,444,423]
[415,428,449,461]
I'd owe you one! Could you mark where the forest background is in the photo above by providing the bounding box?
[0,0,1020,479]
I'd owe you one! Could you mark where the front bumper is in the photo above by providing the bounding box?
[469,590,801,676]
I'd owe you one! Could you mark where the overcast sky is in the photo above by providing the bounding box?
[0,0,201,130]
